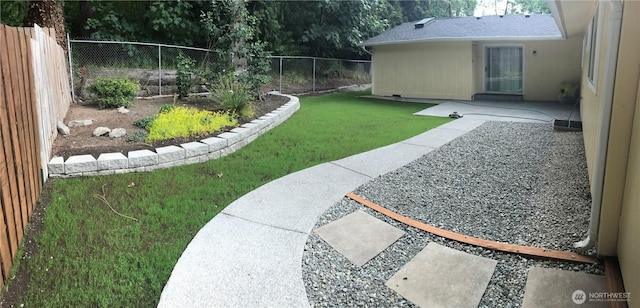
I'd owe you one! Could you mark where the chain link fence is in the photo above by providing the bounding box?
[69,40,211,98]
[266,56,371,94]
[68,39,371,99]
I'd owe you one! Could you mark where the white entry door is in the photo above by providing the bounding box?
[484,46,524,94]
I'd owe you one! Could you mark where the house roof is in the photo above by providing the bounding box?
[360,14,563,46]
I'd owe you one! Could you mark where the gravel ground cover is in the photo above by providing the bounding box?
[303,121,603,307]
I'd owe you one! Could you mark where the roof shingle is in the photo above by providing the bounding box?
[360,14,562,46]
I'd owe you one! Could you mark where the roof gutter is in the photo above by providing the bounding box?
[574,0,623,252]
[359,35,565,47]
[360,45,372,55]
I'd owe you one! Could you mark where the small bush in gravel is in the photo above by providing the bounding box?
[87,78,139,109]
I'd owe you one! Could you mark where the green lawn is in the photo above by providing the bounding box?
[6,90,450,307]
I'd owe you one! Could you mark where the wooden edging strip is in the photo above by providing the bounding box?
[346,192,600,264]
[604,257,628,308]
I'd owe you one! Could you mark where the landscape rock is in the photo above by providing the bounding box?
[109,128,126,138]
[68,119,93,127]
[117,106,130,114]
[93,127,111,137]
[57,121,70,135]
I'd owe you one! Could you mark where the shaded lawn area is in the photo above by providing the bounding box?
[5,90,451,307]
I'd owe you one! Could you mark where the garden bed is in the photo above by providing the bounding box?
[52,94,288,160]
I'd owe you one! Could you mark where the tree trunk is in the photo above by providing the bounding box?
[23,0,68,54]
[78,0,94,38]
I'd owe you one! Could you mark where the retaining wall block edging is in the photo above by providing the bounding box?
[47,94,299,178]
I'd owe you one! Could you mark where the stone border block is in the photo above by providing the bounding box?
[48,156,65,174]
[181,142,209,158]
[129,150,158,168]
[218,132,242,145]
[65,155,97,173]
[156,145,186,164]
[97,152,128,170]
[230,127,252,140]
[200,137,227,152]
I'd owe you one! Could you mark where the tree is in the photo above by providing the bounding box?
[202,0,271,99]
[23,0,68,53]
[0,0,29,26]
[508,0,551,14]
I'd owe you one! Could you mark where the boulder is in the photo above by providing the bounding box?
[117,106,130,114]
[109,128,126,138]
[93,127,111,137]
[57,121,70,135]
[68,119,93,127]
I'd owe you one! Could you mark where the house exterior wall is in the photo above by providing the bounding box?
[576,0,639,300]
[579,1,610,191]
[619,77,640,308]
[578,0,634,257]
[472,39,582,101]
[614,1,640,305]
[371,41,473,100]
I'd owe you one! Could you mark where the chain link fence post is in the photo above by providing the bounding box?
[279,56,283,93]
[158,44,162,95]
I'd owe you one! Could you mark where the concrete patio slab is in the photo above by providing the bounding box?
[158,213,309,308]
[437,118,489,132]
[414,100,580,123]
[386,242,497,308]
[314,210,404,266]
[522,267,607,308]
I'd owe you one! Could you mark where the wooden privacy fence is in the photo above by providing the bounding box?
[0,24,71,288]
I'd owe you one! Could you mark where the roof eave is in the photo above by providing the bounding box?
[547,0,569,38]
[360,35,565,47]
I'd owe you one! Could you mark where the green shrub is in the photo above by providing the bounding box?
[87,78,139,109]
[213,72,252,114]
[126,130,148,142]
[239,103,255,120]
[176,52,196,98]
[133,115,157,130]
[159,104,175,114]
[146,106,237,142]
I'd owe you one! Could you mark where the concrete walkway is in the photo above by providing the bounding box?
[158,115,487,307]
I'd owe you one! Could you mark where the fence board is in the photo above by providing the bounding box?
[0,26,22,285]
[3,27,27,242]
[0,56,14,287]
[18,28,42,216]
[15,26,38,224]
[12,26,38,214]
[8,26,31,234]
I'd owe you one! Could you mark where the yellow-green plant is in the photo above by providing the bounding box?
[146,106,237,142]
[239,103,255,119]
